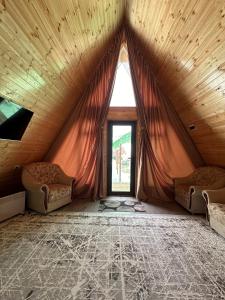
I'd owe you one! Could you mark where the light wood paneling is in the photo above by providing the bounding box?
[0,0,124,196]
[2,0,225,196]
[127,0,225,166]
[107,107,137,120]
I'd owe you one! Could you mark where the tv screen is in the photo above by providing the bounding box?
[0,96,33,141]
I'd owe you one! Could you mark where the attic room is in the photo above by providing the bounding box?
[0,0,225,299]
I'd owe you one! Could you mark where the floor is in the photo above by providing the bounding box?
[1,211,223,299]
[111,183,130,191]
[0,196,212,299]
[61,196,190,215]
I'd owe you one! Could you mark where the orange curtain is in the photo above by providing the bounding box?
[126,26,204,201]
[45,30,122,200]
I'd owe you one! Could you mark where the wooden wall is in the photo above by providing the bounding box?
[107,107,137,121]
[127,0,225,166]
[0,0,124,196]
[2,0,225,196]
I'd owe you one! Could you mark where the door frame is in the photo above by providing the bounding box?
[107,121,136,196]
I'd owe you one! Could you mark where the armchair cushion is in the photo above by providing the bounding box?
[48,184,72,203]
[208,203,225,227]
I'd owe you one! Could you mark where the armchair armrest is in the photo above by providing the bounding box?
[56,167,75,186]
[22,170,49,213]
[22,169,49,213]
[58,173,74,186]
[190,178,225,195]
[190,185,209,193]
[22,169,48,192]
[202,188,225,205]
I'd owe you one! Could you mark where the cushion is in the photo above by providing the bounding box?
[25,162,61,185]
[191,167,225,186]
[48,184,72,203]
[208,203,225,227]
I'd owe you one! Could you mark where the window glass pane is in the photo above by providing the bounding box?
[112,125,131,192]
[110,47,136,107]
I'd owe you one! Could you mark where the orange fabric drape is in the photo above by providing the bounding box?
[45,30,122,199]
[45,24,204,202]
[126,26,204,201]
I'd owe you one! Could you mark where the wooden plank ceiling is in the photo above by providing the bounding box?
[0,0,124,195]
[127,0,225,166]
[1,0,225,195]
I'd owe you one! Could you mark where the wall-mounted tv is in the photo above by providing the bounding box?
[0,96,33,141]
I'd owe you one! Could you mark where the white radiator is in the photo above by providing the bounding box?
[0,191,25,222]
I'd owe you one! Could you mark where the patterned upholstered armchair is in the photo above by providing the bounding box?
[22,162,74,214]
[202,188,225,238]
[174,166,225,214]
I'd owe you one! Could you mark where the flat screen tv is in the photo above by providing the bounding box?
[0,96,33,141]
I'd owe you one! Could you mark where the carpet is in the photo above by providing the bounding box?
[0,213,225,300]
[98,199,146,213]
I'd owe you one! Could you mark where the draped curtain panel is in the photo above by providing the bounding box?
[126,26,204,201]
[45,31,122,200]
[46,24,204,202]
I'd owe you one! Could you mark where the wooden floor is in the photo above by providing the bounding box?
[61,196,190,215]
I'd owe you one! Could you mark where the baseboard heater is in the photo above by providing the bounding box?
[0,191,25,222]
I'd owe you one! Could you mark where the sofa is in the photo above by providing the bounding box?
[174,166,225,214]
[203,188,225,238]
[22,162,74,214]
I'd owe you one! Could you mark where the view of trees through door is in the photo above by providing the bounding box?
[108,122,136,196]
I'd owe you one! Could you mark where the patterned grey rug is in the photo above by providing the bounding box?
[0,212,225,300]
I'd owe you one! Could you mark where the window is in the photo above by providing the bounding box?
[110,45,136,107]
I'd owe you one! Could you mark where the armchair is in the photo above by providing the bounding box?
[202,188,225,238]
[22,162,74,214]
[174,166,225,214]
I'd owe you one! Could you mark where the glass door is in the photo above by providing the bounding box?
[108,121,136,195]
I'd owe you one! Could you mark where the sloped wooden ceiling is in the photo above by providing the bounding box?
[1,0,225,196]
[0,0,124,195]
[127,0,225,166]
